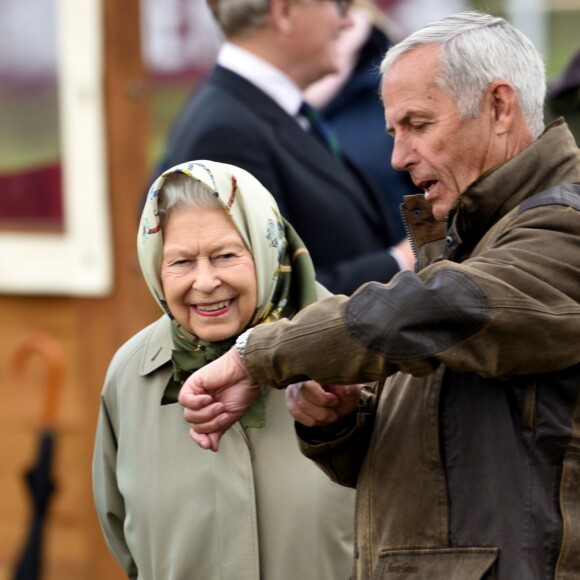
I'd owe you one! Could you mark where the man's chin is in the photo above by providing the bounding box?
[431,203,450,222]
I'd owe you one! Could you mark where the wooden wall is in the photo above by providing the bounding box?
[0,0,160,577]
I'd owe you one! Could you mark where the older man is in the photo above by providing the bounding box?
[158,0,412,295]
[179,11,580,580]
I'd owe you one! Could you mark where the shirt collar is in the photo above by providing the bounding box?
[217,42,304,117]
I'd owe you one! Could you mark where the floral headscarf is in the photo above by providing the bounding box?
[138,160,319,421]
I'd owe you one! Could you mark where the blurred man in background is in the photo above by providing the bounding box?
[303,0,417,240]
[158,0,413,295]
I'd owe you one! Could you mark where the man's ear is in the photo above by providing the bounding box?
[269,0,294,34]
[488,80,519,135]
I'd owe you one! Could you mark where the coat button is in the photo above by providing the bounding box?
[445,235,454,247]
[413,209,422,217]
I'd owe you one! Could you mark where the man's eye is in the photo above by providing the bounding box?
[411,123,428,132]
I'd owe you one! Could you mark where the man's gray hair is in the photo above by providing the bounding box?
[381,11,546,138]
[207,0,270,38]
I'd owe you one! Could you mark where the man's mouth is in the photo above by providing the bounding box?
[417,180,437,194]
[195,299,232,313]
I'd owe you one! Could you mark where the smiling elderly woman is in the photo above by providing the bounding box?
[92,160,355,580]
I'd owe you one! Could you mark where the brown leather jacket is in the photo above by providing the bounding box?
[243,120,580,579]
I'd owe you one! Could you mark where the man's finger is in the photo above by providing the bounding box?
[182,401,224,425]
[179,392,216,410]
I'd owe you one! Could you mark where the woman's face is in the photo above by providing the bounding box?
[161,206,257,342]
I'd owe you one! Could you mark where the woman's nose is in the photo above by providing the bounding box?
[192,260,221,292]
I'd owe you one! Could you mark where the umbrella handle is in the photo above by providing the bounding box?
[11,332,65,428]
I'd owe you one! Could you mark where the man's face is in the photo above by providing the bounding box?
[383,45,505,221]
[290,0,353,88]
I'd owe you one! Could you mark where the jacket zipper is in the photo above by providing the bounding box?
[399,202,420,273]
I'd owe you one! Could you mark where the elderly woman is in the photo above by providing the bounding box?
[92,160,355,580]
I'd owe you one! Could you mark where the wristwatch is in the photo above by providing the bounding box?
[235,328,253,362]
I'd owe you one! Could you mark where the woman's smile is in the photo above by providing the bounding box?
[192,299,234,316]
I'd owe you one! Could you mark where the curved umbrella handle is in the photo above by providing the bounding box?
[10,332,65,428]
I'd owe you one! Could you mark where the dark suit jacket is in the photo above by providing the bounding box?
[161,66,400,295]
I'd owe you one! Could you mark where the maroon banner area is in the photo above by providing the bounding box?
[0,163,64,233]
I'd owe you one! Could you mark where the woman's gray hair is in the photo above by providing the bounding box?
[207,0,270,38]
[157,172,221,229]
[381,11,546,138]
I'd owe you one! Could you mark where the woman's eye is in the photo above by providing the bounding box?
[215,253,235,261]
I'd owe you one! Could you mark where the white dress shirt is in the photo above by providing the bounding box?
[217,43,304,116]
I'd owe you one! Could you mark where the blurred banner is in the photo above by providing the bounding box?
[140,0,222,80]
[0,0,63,233]
[0,0,112,296]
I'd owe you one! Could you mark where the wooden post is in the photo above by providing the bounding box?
[81,0,159,577]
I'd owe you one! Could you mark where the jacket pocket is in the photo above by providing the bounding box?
[371,547,499,579]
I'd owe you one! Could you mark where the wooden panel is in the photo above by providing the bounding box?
[0,0,160,577]
[0,298,92,579]
[78,0,159,576]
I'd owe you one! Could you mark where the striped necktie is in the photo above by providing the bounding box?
[299,101,342,160]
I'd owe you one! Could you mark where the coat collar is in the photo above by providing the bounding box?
[138,316,173,377]
[450,119,580,247]
[402,120,580,267]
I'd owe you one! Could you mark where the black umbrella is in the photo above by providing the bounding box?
[10,333,64,580]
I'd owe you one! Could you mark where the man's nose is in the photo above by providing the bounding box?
[391,137,415,172]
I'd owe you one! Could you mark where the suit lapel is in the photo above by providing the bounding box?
[210,66,389,230]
